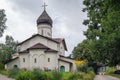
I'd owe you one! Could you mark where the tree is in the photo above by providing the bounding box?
[0,9,7,37]
[73,0,120,66]
[0,35,18,62]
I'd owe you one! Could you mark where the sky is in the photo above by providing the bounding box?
[0,0,87,56]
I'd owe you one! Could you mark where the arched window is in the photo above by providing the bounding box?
[34,58,37,63]
[23,58,25,62]
[48,58,50,62]
[14,65,18,68]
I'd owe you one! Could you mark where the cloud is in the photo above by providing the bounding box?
[0,0,87,56]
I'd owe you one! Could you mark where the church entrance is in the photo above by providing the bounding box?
[60,66,65,72]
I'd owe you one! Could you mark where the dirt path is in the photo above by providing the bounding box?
[94,75,120,80]
[0,74,14,80]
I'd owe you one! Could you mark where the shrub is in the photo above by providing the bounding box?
[32,69,47,80]
[16,71,33,80]
[77,64,88,73]
[51,71,62,80]
[68,73,83,80]
[8,68,20,78]
[0,63,4,70]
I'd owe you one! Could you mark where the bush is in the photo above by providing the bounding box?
[0,63,4,70]
[68,73,83,80]
[32,69,47,80]
[16,71,33,80]
[51,71,62,80]
[8,68,20,78]
[77,64,88,73]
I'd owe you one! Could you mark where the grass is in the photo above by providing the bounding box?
[0,70,9,76]
[105,67,120,78]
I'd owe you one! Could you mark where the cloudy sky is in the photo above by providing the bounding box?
[0,0,87,56]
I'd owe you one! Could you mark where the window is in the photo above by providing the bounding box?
[42,30,43,35]
[23,58,25,62]
[34,58,37,63]
[48,58,50,62]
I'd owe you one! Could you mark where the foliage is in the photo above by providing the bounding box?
[105,67,120,78]
[0,69,96,80]
[0,9,7,37]
[8,68,20,78]
[74,59,87,65]
[68,73,83,80]
[73,0,120,67]
[68,70,95,80]
[16,71,33,80]
[0,62,4,70]
[51,71,62,80]
[0,35,18,62]
[32,69,47,80]
[77,63,88,73]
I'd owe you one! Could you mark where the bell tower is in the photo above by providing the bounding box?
[36,3,53,38]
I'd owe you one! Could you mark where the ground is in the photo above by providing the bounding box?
[0,74,14,80]
[94,75,120,80]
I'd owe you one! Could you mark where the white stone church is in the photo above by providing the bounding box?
[5,9,76,72]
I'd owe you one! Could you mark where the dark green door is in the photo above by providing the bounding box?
[60,66,65,72]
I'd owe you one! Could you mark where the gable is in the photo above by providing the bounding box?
[18,34,59,51]
[53,38,67,51]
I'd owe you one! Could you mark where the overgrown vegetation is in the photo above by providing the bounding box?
[0,68,95,80]
[106,67,120,78]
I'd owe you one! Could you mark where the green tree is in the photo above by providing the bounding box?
[73,0,120,66]
[0,35,18,62]
[0,9,7,37]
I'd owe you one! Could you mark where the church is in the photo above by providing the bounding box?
[5,6,76,72]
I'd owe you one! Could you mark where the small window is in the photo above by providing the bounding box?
[42,30,43,35]
[23,58,25,62]
[48,58,50,62]
[34,58,37,63]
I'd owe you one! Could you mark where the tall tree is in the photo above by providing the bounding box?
[73,0,120,66]
[0,9,7,37]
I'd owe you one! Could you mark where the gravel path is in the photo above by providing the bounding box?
[0,74,14,80]
[94,75,120,80]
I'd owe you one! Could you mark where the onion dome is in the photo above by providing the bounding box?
[37,10,53,26]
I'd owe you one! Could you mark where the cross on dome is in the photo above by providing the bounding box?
[42,2,48,10]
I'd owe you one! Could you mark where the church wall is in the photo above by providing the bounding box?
[59,57,77,72]
[5,58,20,70]
[29,49,45,70]
[20,36,58,51]
[59,60,70,72]
[19,53,30,69]
[47,39,58,51]
[59,42,65,55]
[37,24,52,38]
[45,52,58,70]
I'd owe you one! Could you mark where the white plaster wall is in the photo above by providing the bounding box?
[59,60,70,72]
[19,53,29,69]
[45,52,58,70]
[37,24,52,38]
[59,42,65,55]
[29,49,45,70]
[20,35,58,51]
[59,57,77,72]
[5,58,20,70]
